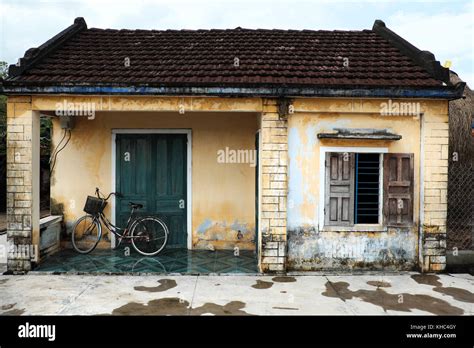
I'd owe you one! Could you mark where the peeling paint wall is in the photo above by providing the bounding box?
[287,98,447,271]
[50,111,258,250]
[288,228,417,270]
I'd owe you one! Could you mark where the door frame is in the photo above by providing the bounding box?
[256,129,262,270]
[111,129,192,249]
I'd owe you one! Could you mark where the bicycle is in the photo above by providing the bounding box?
[71,187,169,256]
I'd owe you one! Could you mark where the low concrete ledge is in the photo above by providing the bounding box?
[39,215,63,257]
[318,128,402,140]
[40,215,63,229]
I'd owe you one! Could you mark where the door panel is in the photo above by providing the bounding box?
[116,133,187,248]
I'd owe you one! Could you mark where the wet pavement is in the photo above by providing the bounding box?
[0,273,472,315]
[34,248,258,274]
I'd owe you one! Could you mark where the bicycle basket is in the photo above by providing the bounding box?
[83,196,107,215]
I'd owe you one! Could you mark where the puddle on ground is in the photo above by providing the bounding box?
[433,287,474,303]
[110,297,251,315]
[134,279,177,293]
[111,297,188,315]
[367,281,391,288]
[1,303,16,310]
[411,274,474,303]
[0,279,9,285]
[2,308,25,315]
[323,281,464,315]
[1,303,25,315]
[411,274,442,287]
[272,276,296,283]
[252,280,273,289]
[191,301,250,315]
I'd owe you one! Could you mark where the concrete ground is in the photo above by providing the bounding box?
[0,273,472,315]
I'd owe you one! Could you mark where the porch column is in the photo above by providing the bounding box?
[6,96,40,272]
[260,98,288,272]
[421,108,449,272]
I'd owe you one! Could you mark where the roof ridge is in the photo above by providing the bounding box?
[86,27,368,33]
[8,17,88,79]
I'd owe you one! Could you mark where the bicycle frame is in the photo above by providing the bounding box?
[92,188,142,244]
[90,188,168,247]
[94,207,140,245]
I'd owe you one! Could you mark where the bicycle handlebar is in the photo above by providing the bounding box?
[95,187,122,200]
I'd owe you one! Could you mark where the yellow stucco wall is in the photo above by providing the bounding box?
[286,98,448,271]
[50,111,258,250]
[9,95,449,271]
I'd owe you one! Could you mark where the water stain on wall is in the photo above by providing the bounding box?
[194,219,255,250]
[322,281,464,315]
[287,229,416,271]
[134,279,177,293]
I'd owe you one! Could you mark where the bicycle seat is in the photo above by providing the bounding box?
[129,202,144,209]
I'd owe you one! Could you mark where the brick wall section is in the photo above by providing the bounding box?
[6,97,35,272]
[260,98,288,272]
[422,113,449,272]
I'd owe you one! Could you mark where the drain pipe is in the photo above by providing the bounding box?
[418,111,425,272]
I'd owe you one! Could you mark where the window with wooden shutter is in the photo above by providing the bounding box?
[325,152,355,226]
[383,153,414,227]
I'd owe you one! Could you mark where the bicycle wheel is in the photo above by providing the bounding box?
[131,217,168,256]
[72,215,102,254]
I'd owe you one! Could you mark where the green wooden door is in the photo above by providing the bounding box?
[116,133,187,248]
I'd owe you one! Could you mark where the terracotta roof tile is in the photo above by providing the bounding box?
[9,26,445,87]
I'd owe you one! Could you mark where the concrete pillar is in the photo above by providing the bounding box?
[421,109,449,272]
[259,98,288,272]
[6,97,40,272]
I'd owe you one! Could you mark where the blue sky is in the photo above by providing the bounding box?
[0,0,472,85]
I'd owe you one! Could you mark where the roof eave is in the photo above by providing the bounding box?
[0,82,465,99]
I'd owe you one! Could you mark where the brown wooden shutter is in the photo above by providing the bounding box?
[325,152,355,226]
[383,153,414,227]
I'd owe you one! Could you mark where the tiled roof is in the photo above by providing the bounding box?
[5,19,449,88]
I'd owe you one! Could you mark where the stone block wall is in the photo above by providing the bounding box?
[6,97,39,272]
[260,99,288,272]
[422,112,449,272]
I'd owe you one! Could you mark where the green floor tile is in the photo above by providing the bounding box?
[34,248,257,274]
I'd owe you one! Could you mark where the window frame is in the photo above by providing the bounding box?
[319,146,388,232]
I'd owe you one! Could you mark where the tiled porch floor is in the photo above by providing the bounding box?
[34,248,258,274]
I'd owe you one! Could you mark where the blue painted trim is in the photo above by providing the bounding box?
[0,84,464,99]
[355,153,359,225]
